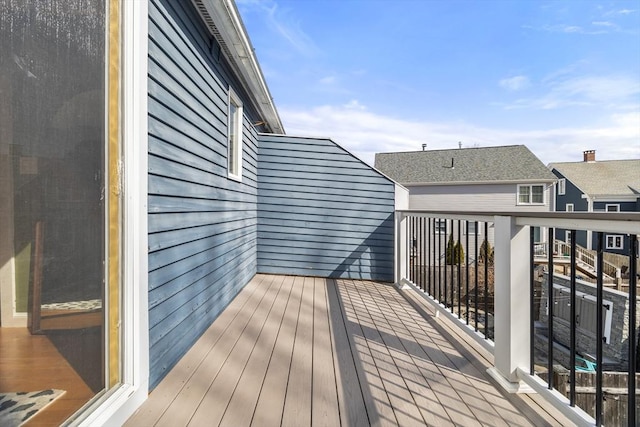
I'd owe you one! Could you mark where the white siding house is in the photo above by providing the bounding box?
[375,145,557,255]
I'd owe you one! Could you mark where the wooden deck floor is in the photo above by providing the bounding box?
[126,274,570,427]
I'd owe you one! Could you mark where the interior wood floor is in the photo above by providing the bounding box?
[127,274,572,427]
[0,327,98,427]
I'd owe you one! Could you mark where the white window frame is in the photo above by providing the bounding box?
[465,221,477,235]
[557,178,566,195]
[434,218,447,234]
[79,2,149,425]
[566,203,574,212]
[517,184,545,205]
[227,88,243,181]
[605,204,620,212]
[606,235,624,250]
[566,231,572,245]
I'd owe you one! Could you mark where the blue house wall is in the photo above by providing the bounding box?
[553,169,639,255]
[257,135,396,282]
[553,170,589,247]
[147,0,262,389]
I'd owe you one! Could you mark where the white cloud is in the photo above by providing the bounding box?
[236,0,318,56]
[500,74,640,110]
[319,75,337,85]
[605,8,638,16]
[499,75,530,91]
[592,21,615,27]
[279,103,640,166]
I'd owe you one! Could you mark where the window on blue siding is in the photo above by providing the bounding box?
[228,88,243,180]
[606,204,619,212]
[558,178,566,195]
[517,184,544,205]
[606,235,623,249]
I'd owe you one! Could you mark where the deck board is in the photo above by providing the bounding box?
[281,276,314,426]
[126,274,571,427]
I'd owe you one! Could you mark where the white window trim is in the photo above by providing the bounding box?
[606,235,624,250]
[434,218,447,234]
[517,184,545,206]
[558,178,566,195]
[78,2,149,425]
[605,204,620,212]
[566,203,574,212]
[464,221,477,235]
[227,88,243,181]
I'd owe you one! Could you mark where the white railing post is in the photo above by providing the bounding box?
[488,215,533,392]
[395,211,407,285]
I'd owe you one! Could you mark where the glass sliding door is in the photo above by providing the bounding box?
[0,0,118,424]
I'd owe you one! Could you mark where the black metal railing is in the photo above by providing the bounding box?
[400,211,639,426]
[529,225,638,427]
[406,215,494,341]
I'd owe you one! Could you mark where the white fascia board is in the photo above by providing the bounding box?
[192,0,284,134]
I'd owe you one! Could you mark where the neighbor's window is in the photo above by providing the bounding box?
[227,88,243,180]
[517,184,545,205]
[435,218,447,234]
[465,221,477,235]
[557,178,566,195]
[566,203,574,212]
[606,204,620,212]
[606,235,623,250]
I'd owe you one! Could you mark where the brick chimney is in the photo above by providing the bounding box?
[583,150,596,162]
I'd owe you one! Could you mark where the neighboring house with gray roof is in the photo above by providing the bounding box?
[375,145,557,213]
[549,150,640,255]
[375,145,557,254]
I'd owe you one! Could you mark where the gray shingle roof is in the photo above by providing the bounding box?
[374,145,556,185]
[549,159,640,197]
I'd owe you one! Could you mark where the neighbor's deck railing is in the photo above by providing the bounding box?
[534,240,621,282]
[395,210,640,427]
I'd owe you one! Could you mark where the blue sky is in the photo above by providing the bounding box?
[236,0,640,166]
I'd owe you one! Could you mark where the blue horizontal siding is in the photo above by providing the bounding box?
[257,134,396,281]
[148,0,260,390]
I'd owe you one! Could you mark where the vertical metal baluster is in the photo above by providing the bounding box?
[439,218,443,303]
[433,218,440,301]
[466,220,470,325]
[596,232,604,427]
[548,227,554,390]
[457,220,462,318]
[409,217,414,283]
[530,226,535,376]
[421,217,426,292]
[444,219,448,308]
[570,230,577,407]
[428,217,432,297]
[628,234,637,427]
[406,217,410,284]
[475,221,479,332]
[484,221,489,339]
[450,219,455,313]
[418,217,422,289]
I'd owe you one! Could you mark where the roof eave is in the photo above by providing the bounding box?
[401,178,557,187]
[590,194,640,202]
[191,0,285,134]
